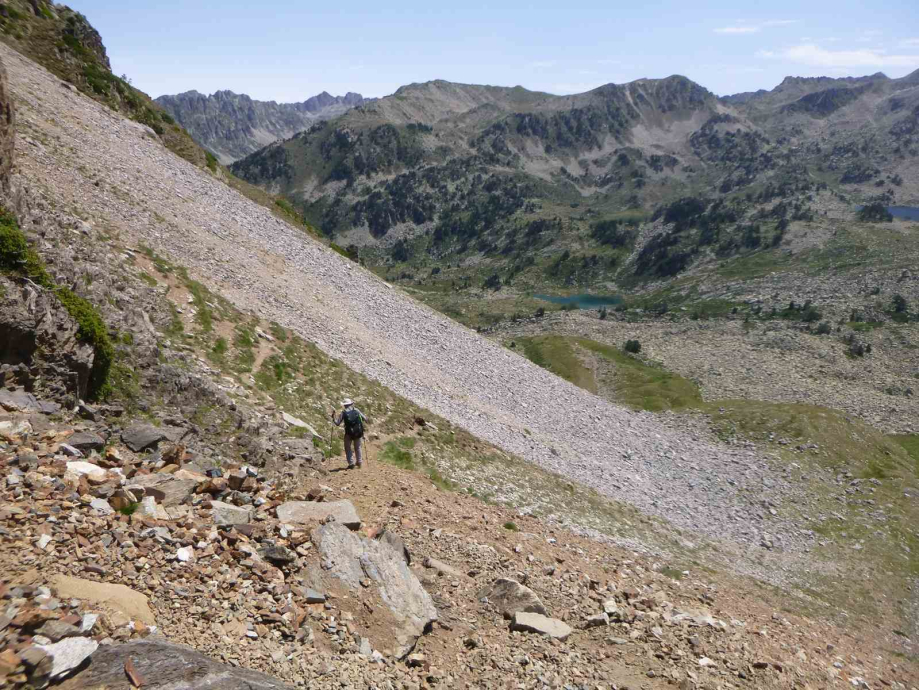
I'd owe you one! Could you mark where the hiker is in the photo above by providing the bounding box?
[331,398,366,469]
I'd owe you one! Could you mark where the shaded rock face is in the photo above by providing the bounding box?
[155,89,370,163]
[57,640,294,690]
[0,277,95,401]
[313,522,437,658]
[0,55,13,192]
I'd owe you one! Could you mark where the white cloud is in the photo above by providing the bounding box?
[757,43,919,68]
[715,26,759,34]
[530,60,557,69]
[714,19,798,35]
[901,38,919,48]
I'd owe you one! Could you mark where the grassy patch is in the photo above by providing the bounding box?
[379,440,415,470]
[503,521,519,531]
[117,502,140,516]
[892,435,919,468]
[515,335,597,393]
[577,338,703,411]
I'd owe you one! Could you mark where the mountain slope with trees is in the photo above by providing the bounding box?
[230,68,919,316]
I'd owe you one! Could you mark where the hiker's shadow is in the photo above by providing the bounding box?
[328,467,351,474]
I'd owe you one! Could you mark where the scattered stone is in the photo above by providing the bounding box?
[66,431,104,452]
[510,612,572,641]
[209,500,253,526]
[584,612,609,628]
[480,578,548,619]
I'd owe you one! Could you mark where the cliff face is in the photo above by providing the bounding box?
[156,89,371,163]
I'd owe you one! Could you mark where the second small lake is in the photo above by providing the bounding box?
[888,206,919,221]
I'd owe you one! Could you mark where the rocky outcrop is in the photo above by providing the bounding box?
[313,522,437,658]
[57,640,294,690]
[0,277,95,402]
[0,55,13,193]
[155,89,370,163]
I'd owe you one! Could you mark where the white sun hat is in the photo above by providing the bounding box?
[341,398,354,407]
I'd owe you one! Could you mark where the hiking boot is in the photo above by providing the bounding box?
[347,463,355,470]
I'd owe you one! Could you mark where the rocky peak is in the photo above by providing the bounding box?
[155,88,367,163]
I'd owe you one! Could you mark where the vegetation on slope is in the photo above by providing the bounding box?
[0,206,112,397]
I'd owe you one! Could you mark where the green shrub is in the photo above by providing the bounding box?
[205,151,218,172]
[624,339,642,354]
[816,321,832,335]
[503,521,518,531]
[0,208,112,398]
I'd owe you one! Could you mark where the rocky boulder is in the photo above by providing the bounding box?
[479,578,548,619]
[209,500,252,526]
[121,425,167,452]
[57,640,294,689]
[510,612,572,641]
[276,499,361,530]
[125,473,199,507]
[313,522,436,658]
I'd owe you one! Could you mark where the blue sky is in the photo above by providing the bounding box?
[74,0,919,101]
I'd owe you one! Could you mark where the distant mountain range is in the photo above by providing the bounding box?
[226,68,919,291]
[155,90,374,163]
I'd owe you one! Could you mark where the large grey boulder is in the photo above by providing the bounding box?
[510,611,573,641]
[277,499,361,530]
[121,425,167,452]
[313,522,436,658]
[67,431,105,452]
[210,500,252,526]
[126,473,198,507]
[480,578,548,619]
[57,640,294,689]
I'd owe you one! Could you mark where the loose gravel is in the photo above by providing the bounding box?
[3,45,811,560]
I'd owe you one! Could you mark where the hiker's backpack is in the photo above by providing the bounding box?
[343,408,364,438]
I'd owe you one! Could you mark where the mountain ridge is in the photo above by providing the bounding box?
[228,66,918,302]
[156,88,374,163]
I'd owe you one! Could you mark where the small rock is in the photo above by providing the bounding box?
[510,612,572,641]
[38,637,98,678]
